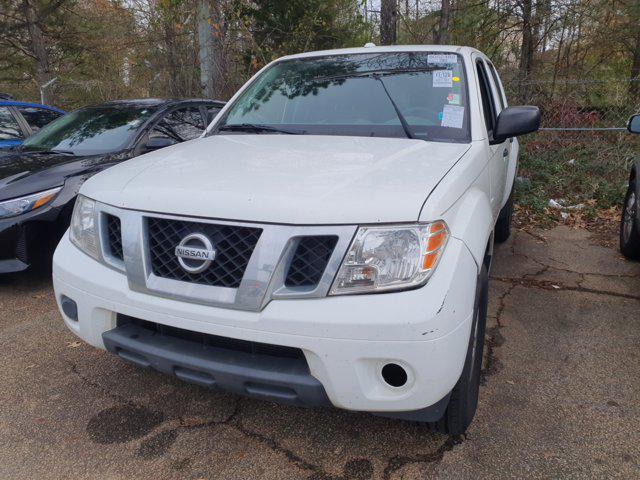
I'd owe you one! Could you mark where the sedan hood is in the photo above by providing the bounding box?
[83,135,471,225]
[0,150,131,201]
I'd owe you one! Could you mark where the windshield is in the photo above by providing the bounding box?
[21,105,157,155]
[216,52,470,142]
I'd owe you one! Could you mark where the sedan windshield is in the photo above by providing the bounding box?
[20,105,157,155]
[216,52,470,142]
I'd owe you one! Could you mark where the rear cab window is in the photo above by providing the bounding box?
[486,62,507,110]
[216,52,471,143]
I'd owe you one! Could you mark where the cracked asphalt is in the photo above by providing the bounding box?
[1,226,639,479]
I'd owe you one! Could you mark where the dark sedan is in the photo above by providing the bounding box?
[621,114,640,259]
[0,98,224,273]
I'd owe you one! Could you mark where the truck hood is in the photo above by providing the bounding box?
[83,135,471,224]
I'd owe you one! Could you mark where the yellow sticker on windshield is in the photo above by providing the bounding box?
[453,76,460,82]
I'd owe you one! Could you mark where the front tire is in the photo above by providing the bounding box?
[620,176,640,260]
[432,265,489,435]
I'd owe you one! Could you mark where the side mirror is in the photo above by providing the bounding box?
[628,114,640,134]
[144,136,175,151]
[492,106,541,144]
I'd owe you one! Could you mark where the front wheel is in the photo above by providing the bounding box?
[620,176,640,260]
[431,265,488,435]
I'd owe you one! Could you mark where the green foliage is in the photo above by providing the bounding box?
[239,0,368,66]
[515,133,634,220]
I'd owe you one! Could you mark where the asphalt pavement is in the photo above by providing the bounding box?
[1,226,639,479]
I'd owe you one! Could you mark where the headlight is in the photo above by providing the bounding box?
[0,186,62,219]
[69,195,99,259]
[330,221,449,295]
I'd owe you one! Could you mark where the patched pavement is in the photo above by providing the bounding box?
[1,226,639,479]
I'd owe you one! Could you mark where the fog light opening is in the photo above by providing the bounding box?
[381,363,408,388]
[60,295,78,321]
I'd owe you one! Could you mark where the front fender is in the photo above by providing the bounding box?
[440,187,494,270]
[419,142,493,270]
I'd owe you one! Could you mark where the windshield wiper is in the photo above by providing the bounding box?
[312,67,440,84]
[26,149,75,155]
[218,123,304,135]
[374,74,415,140]
[309,70,425,139]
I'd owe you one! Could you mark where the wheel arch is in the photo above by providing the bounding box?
[440,186,495,271]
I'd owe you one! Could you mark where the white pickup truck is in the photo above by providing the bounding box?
[53,45,539,435]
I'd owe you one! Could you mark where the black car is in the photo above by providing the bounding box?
[621,114,640,259]
[0,98,224,273]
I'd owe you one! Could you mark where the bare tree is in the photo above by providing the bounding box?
[436,0,451,44]
[629,26,640,99]
[21,0,54,103]
[380,0,397,45]
[519,0,534,79]
[198,0,226,99]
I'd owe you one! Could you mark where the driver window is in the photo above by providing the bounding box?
[150,107,205,143]
[476,61,497,139]
[485,61,505,114]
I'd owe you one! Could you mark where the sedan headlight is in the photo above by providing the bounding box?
[330,221,449,295]
[0,186,62,219]
[69,195,99,259]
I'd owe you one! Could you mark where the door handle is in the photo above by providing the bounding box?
[502,148,509,158]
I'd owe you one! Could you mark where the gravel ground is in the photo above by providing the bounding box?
[0,226,638,479]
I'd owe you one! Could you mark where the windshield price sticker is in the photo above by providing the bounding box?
[427,54,458,65]
[433,70,453,88]
[441,105,465,129]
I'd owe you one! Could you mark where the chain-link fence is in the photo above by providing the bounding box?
[505,78,640,130]
[502,77,640,215]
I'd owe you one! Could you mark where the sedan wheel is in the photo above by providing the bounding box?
[619,177,640,260]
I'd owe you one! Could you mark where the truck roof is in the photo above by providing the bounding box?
[279,45,483,62]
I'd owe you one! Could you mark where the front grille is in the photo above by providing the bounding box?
[15,229,28,262]
[105,214,123,261]
[285,236,338,287]
[117,315,305,360]
[147,217,262,288]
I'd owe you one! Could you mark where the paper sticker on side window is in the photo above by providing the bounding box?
[433,70,453,88]
[427,54,458,65]
[441,105,464,128]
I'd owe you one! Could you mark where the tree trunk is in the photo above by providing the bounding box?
[163,17,180,97]
[436,0,451,44]
[197,0,226,99]
[380,0,397,45]
[629,25,640,99]
[22,0,53,104]
[519,0,534,101]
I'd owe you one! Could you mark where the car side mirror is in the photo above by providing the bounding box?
[492,106,541,144]
[628,114,640,134]
[144,136,175,151]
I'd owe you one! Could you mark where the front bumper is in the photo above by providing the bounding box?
[0,204,66,273]
[53,232,478,414]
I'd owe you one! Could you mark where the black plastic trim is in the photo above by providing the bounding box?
[102,322,330,407]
